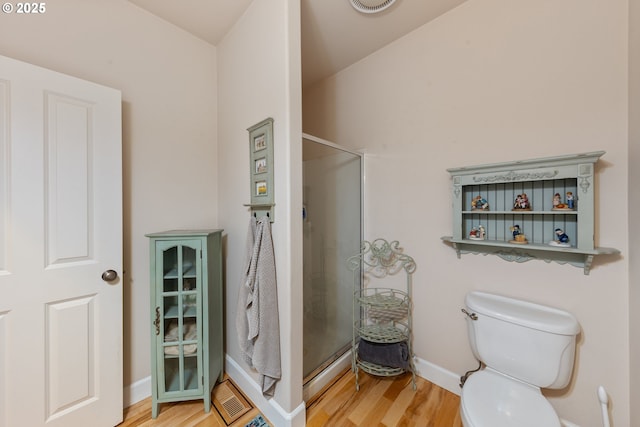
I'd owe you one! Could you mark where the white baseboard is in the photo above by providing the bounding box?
[124,375,151,407]
[123,357,305,427]
[225,355,306,427]
[411,357,579,427]
[125,355,578,427]
[121,356,463,411]
[413,356,462,396]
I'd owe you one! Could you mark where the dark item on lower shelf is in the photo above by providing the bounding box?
[358,339,410,370]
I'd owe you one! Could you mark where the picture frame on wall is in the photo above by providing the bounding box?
[255,157,267,174]
[255,180,268,197]
[246,118,275,221]
[254,134,267,151]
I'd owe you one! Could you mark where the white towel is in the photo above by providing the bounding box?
[164,319,198,355]
[236,216,281,397]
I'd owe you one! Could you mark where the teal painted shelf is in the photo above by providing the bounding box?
[444,151,620,274]
[441,236,619,275]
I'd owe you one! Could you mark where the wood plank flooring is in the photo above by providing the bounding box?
[118,395,262,427]
[305,369,462,427]
[118,369,462,427]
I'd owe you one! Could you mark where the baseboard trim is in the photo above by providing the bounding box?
[225,355,306,427]
[413,356,462,396]
[411,357,579,426]
[124,357,462,409]
[124,375,151,407]
[125,355,578,427]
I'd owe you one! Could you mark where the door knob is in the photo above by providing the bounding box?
[101,269,118,281]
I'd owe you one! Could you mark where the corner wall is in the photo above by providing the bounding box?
[303,0,630,425]
[0,0,218,402]
[629,0,639,424]
[217,0,304,425]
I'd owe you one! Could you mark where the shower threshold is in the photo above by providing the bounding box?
[303,344,352,403]
[304,343,351,385]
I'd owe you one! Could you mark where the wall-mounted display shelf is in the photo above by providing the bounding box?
[441,151,619,275]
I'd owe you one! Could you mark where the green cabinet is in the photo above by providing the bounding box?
[442,152,619,274]
[146,229,224,418]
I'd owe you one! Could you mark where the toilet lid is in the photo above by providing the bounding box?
[461,370,561,427]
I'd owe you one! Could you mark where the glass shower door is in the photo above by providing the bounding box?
[302,137,362,381]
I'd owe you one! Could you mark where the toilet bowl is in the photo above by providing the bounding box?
[460,291,580,427]
[461,369,561,427]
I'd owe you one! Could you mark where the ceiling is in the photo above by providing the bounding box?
[128,0,467,87]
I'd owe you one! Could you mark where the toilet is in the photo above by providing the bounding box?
[460,291,580,427]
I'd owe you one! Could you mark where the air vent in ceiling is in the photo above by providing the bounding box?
[350,0,397,14]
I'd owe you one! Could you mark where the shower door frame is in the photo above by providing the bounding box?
[301,133,364,392]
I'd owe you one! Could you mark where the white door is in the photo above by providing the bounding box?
[0,55,123,427]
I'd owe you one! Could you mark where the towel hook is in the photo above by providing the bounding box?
[245,202,274,222]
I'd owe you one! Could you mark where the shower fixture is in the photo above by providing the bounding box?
[350,0,397,14]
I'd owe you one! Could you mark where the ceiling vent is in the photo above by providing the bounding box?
[350,0,397,14]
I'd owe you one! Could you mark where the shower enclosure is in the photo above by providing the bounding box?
[302,134,362,394]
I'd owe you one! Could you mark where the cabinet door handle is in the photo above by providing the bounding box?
[154,307,161,335]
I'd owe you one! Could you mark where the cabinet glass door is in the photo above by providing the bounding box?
[155,240,203,397]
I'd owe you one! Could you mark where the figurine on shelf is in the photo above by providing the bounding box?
[471,195,489,211]
[513,195,522,210]
[509,224,528,244]
[469,225,486,240]
[566,192,574,209]
[512,193,531,211]
[552,193,570,210]
[549,228,571,247]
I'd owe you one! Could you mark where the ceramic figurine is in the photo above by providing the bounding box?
[509,224,528,244]
[469,225,486,240]
[469,227,478,239]
[549,228,571,247]
[566,192,574,209]
[478,225,486,239]
[471,195,489,211]
[512,193,531,211]
[552,193,570,210]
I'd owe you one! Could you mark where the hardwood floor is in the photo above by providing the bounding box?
[306,369,462,427]
[118,369,462,427]
[119,392,263,427]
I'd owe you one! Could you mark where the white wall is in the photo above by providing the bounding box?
[217,0,304,425]
[629,0,639,425]
[0,0,219,399]
[303,0,630,425]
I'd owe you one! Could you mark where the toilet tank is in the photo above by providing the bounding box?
[465,291,580,389]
